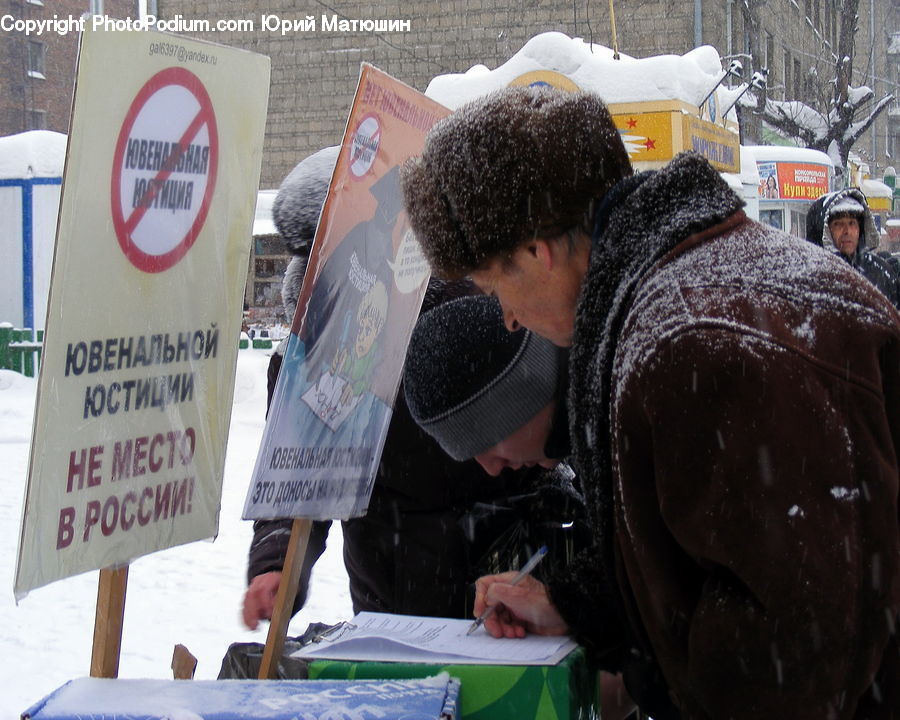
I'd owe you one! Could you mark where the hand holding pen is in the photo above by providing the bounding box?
[467,545,568,637]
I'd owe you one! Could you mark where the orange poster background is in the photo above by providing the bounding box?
[775,162,830,200]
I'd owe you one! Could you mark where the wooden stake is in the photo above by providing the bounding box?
[258,518,313,679]
[172,644,198,679]
[90,566,129,678]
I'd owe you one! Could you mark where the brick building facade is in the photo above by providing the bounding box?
[0,0,136,135]
[149,0,896,188]
[1,1,894,182]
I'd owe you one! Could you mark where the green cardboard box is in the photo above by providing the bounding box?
[308,646,598,720]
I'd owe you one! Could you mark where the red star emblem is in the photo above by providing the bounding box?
[627,117,638,128]
[644,138,656,150]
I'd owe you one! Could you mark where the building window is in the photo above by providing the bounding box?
[831,2,838,47]
[27,41,45,78]
[794,58,802,97]
[254,258,277,278]
[27,110,46,130]
[760,209,783,230]
[804,71,816,101]
[765,33,775,79]
[784,50,792,99]
[254,236,285,256]
[253,282,280,306]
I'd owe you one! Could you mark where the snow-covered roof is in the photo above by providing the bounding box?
[426,31,734,119]
[0,130,67,179]
[253,188,278,236]
[739,146,762,185]
[743,144,833,167]
[861,177,892,198]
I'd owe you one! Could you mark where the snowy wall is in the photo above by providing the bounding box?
[0,131,66,331]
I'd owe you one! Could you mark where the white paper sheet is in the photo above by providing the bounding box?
[293,612,578,666]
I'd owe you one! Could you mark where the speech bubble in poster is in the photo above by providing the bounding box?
[14,27,270,599]
[242,65,448,521]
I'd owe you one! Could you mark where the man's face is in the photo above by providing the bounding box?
[829,214,860,257]
[473,403,559,476]
[469,239,585,348]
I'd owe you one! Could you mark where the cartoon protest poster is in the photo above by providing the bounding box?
[243,65,449,521]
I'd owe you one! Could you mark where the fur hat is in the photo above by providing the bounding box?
[272,146,340,322]
[401,87,632,278]
[272,145,340,254]
[404,295,561,460]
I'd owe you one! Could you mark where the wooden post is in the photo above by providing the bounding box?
[258,518,312,679]
[0,323,12,370]
[90,566,129,678]
[171,644,198,679]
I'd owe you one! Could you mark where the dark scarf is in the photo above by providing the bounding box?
[566,152,744,719]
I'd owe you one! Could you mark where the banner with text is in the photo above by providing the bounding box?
[757,160,831,201]
[243,65,447,521]
[14,27,270,598]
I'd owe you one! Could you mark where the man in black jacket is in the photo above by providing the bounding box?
[806,187,900,307]
[242,147,585,629]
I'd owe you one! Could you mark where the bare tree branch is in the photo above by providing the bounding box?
[735,0,891,176]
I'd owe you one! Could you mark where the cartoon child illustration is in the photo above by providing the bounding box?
[332,280,389,407]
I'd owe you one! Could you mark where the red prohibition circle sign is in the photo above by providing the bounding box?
[111,66,218,273]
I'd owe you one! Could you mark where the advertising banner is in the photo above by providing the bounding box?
[757,160,830,201]
[14,27,270,598]
[243,65,448,521]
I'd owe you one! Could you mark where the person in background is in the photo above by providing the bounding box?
[876,250,900,279]
[401,86,900,720]
[242,146,585,631]
[403,294,633,720]
[806,187,900,308]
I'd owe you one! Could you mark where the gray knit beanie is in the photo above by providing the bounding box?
[404,295,561,460]
[401,86,632,279]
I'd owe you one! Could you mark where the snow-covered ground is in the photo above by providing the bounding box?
[0,348,353,716]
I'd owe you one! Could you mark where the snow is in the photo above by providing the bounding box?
[888,31,900,55]
[0,131,67,179]
[847,85,873,105]
[743,144,833,166]
[253,189,278,236]
[425,31,736,122]
[831,486,861,501]
[0,350,353,717]
[860,177,892,199]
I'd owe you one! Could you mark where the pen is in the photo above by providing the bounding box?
[466,545,548,636]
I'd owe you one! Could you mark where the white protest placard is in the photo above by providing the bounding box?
[14,27,270,599]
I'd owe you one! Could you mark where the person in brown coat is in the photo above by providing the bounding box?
[401,86,900,719]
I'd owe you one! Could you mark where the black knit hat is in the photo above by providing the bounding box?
[404,295,560,460]
[401,86,632,279]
